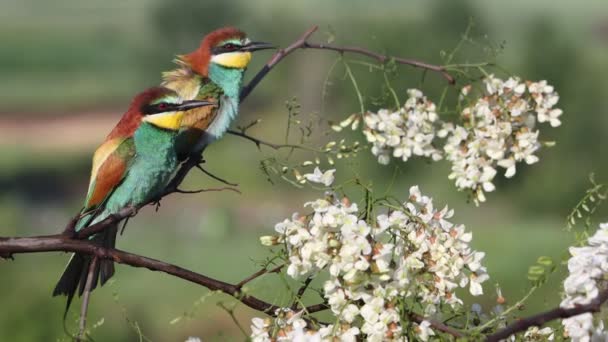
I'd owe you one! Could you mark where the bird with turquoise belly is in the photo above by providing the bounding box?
[161,27,275,161]
[52,87,214,312]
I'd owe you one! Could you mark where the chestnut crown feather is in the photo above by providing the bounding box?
[183,27,247,76]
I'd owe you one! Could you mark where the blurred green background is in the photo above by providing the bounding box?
[1,0,607,340]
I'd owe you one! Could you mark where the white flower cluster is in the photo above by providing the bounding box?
[444,75,562,204]
[361,77,562,205]
[250,308,359,342]
[254,186,488,341]
[523,326,555,341]
[561,222,608,341]
[363,89,443,165]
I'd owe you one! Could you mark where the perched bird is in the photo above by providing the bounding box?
[161,27,274,160]
[53,87,214,311]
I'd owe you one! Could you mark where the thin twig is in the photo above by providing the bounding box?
[302,42,455,84]
[233,25,454,148]
[78,257,99,341]
[163,157,201,197]
[240,26,320,102]
[196,164,238,187]
[304,302,328,314]
[409,312,466,339]
[486,288,608,341]
[217,302,248,337]
[236,264,284,289]
[475,286,536,333]
[227,129,317,152]
[175,187,241,195]
[240,26,453,103]
[291,277,313,310]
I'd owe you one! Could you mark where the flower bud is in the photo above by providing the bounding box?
[259,235,279,246]
[341,196,351,207]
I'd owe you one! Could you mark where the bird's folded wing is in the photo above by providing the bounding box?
[83,137,135,210]
[180,102,218,130]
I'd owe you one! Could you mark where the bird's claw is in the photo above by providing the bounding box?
[62,213,81,237]
[191,153,206,166]
[0,252,14,260]
[153,201,161,212]
[125,205,139,217]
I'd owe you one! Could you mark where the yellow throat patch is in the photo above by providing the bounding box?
[143,111,184,131]
[211,51,252,69]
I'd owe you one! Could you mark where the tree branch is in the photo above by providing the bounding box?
[235,264,284,289]
[486,288,608,341]
[409,312,466,339]
[196,164,239,187]
[226,129,315,151]
[0,235,281,315]
[240,25,454,103]
[233,25,455,150]
[240,26,320,102]
[291,277,313,310]
[73,206,138,240]
[0,233,469,338]
[301,42,455,84]
[175,186,241,195]
[173,24,454,206]
[78,257,98,341]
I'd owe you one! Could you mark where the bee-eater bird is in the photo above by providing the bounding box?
[161,27,274,160]
[53,87,214,310]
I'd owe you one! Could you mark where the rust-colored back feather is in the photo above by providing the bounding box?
[86,148,129,208]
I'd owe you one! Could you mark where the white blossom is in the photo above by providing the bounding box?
[523,326,555,341]
[444,75,562,204]
[303,167,336,186]
[415,320,435,341]
[256,186,487,340]
[363,77,561,204]
[364,89,443,165]
[561,222,608,341]
[249,308,362,342]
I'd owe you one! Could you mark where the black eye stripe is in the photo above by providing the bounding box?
[211,43,242,55]
[142,102,175,115]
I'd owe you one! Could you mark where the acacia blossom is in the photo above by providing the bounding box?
[561,222,608,341]
[252,186,488,341]
[523,326,555,341]
[444,75,562,204]
[303,167,336,187]
[362,77,562,205]
[363,89,443,165]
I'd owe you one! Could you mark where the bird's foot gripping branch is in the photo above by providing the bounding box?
[1,24,607,342]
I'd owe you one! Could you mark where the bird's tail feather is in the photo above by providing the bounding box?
[52,223,118,317]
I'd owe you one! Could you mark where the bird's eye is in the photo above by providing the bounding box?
[157,103,168,111]
[223,43,237,51]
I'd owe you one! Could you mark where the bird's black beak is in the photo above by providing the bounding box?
[177,100,217,111]
[241,41,276,52]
